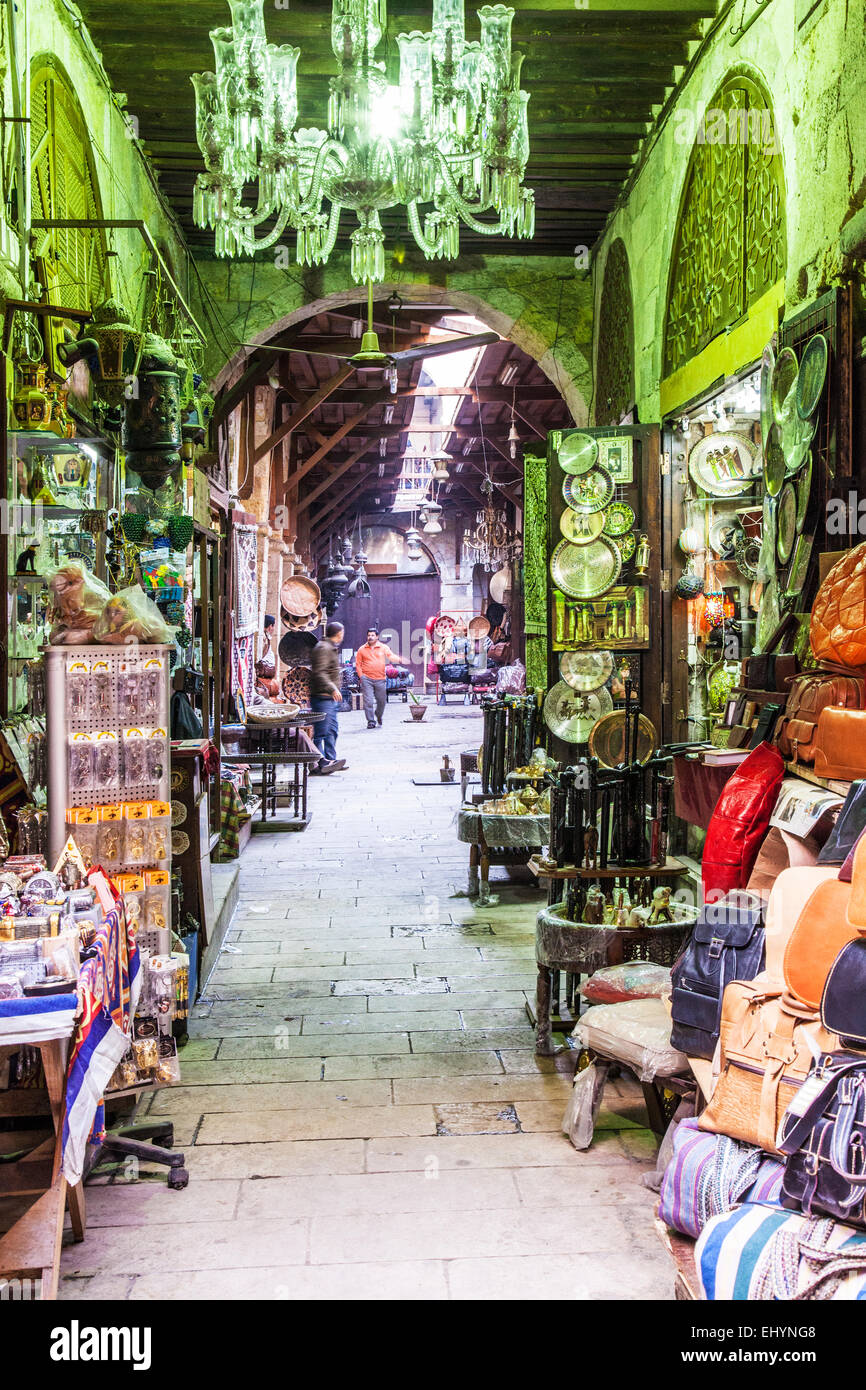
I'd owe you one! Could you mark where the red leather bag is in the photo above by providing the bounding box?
[702,741,785,898]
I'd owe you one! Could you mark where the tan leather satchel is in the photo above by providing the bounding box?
[813,707,866,781]
[698,983,838,1154]
[777,670,865,764]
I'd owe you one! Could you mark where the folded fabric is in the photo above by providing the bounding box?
[0,992,77,1043]
[658,1117,784,1238]
[570,997,688,1082]
[696,1202,866,1300]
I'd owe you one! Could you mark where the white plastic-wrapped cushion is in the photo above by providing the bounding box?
[570,997,689,1082]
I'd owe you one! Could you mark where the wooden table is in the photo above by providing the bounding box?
[0,1027,85,1300]
[529,857,689,1054]
[222,714,325,829]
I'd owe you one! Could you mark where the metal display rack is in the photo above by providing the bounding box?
[44,642,171,863]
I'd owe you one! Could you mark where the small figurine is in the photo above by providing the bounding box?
[16,544,38,574]
[647,885,674,924]
[582,825,599,870]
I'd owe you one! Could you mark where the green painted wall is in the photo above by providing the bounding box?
[591,0,866,423]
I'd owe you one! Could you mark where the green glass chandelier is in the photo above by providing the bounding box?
[191,0,535,283]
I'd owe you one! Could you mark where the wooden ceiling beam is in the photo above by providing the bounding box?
[287,391,393,494]
[252,363,355,465]
[299,439,378,518]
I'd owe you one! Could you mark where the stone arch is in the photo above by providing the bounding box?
[594,238,635,425]
[662,69,786,378]
[210,276,589,424]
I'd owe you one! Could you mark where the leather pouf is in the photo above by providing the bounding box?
[811,539,866,668]
[702,741,785,898]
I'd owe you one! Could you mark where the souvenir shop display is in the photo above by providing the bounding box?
[478,693,542,797]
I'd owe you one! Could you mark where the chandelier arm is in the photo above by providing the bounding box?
[297,139,348,218]
[433,155,514,235]
[406,200,446,259]
[319,200,343,260]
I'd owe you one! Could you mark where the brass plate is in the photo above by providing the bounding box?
[558,432,599,476]
[588,710,657,768]
[550,536,621,600]
[687,432,757,497]
[562,466,615,514]
[771,346,798,423]
[776,482,797,565]
[603,501,635,536]
[796,333,828,421]
[559,649,614,693]
[796,452,812,533]
[559,509,605,545]
[763,422,786,496]
[760,342,775,451]
[543,681,613,744]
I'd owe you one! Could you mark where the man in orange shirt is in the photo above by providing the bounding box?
[355,626,402,729]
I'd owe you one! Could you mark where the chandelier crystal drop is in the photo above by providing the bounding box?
[191,0,535,283]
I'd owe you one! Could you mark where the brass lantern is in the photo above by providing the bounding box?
[57,297,143,408]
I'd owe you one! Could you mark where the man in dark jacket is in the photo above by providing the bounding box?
[309,621,347,775]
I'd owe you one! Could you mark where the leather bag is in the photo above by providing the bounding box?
[819,781,866,866]
[669,892,766,1060]
[813,708,866,781]
[698,982,839,1154]
[749,702,784,750]
[745,611,800,692]
[776,669,865,764]
[701,741,785,897]
[779,1051,866,1228]
[782,875,859,1011]
[810,540,866,670]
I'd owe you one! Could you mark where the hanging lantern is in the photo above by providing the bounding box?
[723,595,736,621]
[423,517,442,535]
[58,297,144,412]
[122,333,183,490]
[431,449,451,482]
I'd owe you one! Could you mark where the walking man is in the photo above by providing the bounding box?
[310,621,347,774]
[355,627,402,729]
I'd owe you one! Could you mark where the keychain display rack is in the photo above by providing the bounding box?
[45,643,171,864]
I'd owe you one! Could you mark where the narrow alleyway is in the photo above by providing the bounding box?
[59,705,674,1300]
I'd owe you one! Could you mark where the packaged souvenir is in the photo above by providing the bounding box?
[66,807,99,872]
[147,806,171,861]
[48,561,111,645]
[68,732,93,791]
[123,803,150,865]
[93,731,120,790]
[122,728,148,786]
[97,805,123,871]
[91,659,114,722]
[117,658,141,723]
[145,728,167,782]
[92,586,174,646]
[66,658,90,720]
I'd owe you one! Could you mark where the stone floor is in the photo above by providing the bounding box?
[59,702,675,1300]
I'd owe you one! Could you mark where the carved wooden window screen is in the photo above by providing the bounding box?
[663,76,785,377]
[595,237,635,425]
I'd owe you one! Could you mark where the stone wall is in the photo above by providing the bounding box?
[591,0,866,422]
[192,253,593,426]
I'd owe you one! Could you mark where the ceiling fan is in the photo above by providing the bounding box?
[240,279,498,380]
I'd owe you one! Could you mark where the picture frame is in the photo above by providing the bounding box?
[597,434,634,485]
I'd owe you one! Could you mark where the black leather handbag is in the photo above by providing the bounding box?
[668,891,766,1059]
[819,781,866,866]
[779,938,866,1226]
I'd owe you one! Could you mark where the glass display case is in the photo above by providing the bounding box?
[4,427,116,713]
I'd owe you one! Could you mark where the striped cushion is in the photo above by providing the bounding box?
[659,1118,784,1238]
[696,1203,866,1300]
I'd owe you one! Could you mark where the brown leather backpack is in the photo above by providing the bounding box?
[776,667,865,763]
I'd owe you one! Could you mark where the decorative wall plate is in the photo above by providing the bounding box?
[588,710,657,768]
[558,432,598,476]
[489,567,512,604]
[171,830,190,856]
[432,614,456,640]
[543,681,613,744]
[771,347,799,422]
[762,422,786,496]
[785,532,814,598]
[170,767,189,793]
[559,509,605,545]
[776,483,797,565]
[280,575,321,617]
[281,666,311,706]
[709,515,742,558]
[760,343,776,450]
[756,576,781,652]
[559,649,614,693]
[780,388,816,474]
[796,333,829,421]
[468,615,490,639]
[550,536,621,600]
[562,466,615,514]
[170,800,187,827]
[603,501,635,536]
[279,630,317,666]
[734,532,762,580]
[687,433,757,496]
[796,452,812,532]
[613,532,636,564]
